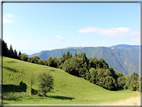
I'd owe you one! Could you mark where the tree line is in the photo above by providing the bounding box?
[2,39,21,59]
[1,39,141,91]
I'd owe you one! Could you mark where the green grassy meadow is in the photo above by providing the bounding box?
[2,57,139,104]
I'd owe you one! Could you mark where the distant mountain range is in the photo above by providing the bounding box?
[29,44,140,76]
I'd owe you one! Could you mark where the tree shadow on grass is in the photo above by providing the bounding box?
[2,82,27,102]
[47,95,75,100]
[3,82,27,93]
[31,88,38,95]
[3,67,19,73]
[3,84,24,93]
[110,87,124,91]
[3,97,22,101]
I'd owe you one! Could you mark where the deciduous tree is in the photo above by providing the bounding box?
[38,71,54,96]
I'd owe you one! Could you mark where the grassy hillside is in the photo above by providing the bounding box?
[2,57,139,104]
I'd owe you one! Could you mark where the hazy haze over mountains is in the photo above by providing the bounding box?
[29,44,140,76]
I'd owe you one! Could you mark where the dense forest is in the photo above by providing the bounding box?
[1,39,141,91]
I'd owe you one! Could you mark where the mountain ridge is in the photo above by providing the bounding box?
[29,44,139,55]
[29,44,140,76]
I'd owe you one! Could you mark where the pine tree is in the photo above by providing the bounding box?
[62,53,65,59]
[69,53,72,59]
[65,51,70,60]
[18,51,22,59]
[75,52,77,57]
[82,52,88,63]
[10,45,14,57]
[2,40,8,56]
[14,49,17,58]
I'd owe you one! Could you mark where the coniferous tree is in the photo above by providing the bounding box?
[62,53,65,59]
[82,52,88,65]
[13,49,17,58]
[18,51,22,59]
[10,45,14,57]
[75,52,77,57]
[2,40,9,56]
[65,51,70,60]
[69,53,72,59]
[19,51,21,56]
[10,45,13,54]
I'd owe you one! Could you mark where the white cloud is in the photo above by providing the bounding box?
[7,14,14,18]
[3,14,14,24]
[78,37,83,40]
[59,26,64,28]
[55,35,64,41]
[3,17,13,23]
[78,27,139,37]
[132,38,140,42]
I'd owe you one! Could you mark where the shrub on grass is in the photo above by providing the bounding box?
[37,71,54,96]
[20,54,28,61]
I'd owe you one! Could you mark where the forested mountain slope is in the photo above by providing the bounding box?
[29,45,140,76]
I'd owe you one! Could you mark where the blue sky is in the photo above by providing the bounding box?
[3,3,140,55]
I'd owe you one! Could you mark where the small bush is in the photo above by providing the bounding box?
[37,71,54,96]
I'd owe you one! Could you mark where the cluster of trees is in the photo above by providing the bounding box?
[2,39,21,59]
[2,40,140,91]
[19,51,141,91]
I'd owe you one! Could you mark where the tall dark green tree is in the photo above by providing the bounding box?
[75,52,77,57]
[69,53,72,59]
[10,45,14,57]
[19,51,21,56]
[48,57,53,67]
[62,53,66,59]
[65,51,70,60]
[2,40,8,56]
[18,51,22,59]
[10,45,13,53]
[82,52,88,64]
[13,49,17,58]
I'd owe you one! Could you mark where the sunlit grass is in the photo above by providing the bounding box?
[2,57,139,104]
[100,96,140,105]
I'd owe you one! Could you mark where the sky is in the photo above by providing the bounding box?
[3,3,140,55]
